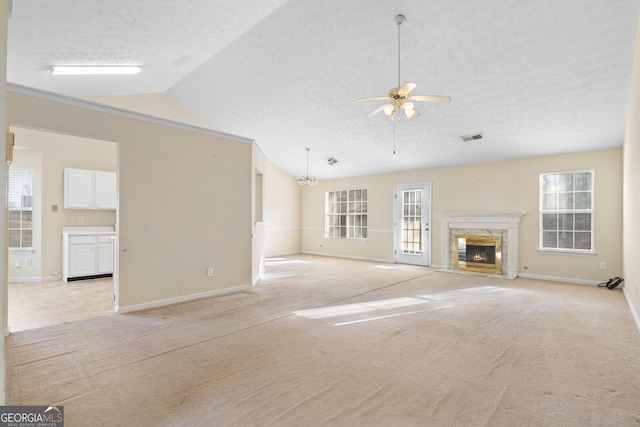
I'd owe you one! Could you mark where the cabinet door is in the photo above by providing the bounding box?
[98,241,114,274]
[95,171,117,209]
[65,168,93,209]
[69,244,96,277]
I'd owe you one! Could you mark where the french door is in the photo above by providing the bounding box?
[394,183,431,266]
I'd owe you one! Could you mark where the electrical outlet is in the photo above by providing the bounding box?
[79,216,84,224]
[207,267,214,277]
[599,262,606,270]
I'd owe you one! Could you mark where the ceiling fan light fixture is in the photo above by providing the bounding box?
[383,103,396,116]
[50,65,142,75]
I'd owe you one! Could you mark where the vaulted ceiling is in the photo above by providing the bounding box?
[7,1,640,180]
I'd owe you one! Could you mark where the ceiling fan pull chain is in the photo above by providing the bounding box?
[393,117,397,154]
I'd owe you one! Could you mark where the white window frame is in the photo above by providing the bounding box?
[325,189,368,240]
[539,170,594,254]
[8,168,34,253]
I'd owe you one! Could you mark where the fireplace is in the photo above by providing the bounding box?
[454,234,502,275]
[439,211,524,279]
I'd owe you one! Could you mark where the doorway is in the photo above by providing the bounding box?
[394,183,431,266]
[7,127,118,331]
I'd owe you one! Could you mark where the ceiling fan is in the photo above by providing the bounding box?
[355,14,451,120]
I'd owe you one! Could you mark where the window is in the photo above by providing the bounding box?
[325,189,367,239]
[8,169,33,250]
[540,170,593,252]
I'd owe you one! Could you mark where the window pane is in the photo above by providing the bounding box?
[575,192,591,209]
[543,193,557,210]
[558,231,574,249]
[543,175,558,192]
[8,211,22,229]
[22,231,32,248]
[543,231,557,248]
[22,211,33,228]
[542,214,557,230]
[575,232,591,250]
[558,193,574,209]
[558,213,573,231]
[558,173,574,191]
[8,230,21,247]
[575,213,591,231]
[575,172,592,191]
[361,228,367,239]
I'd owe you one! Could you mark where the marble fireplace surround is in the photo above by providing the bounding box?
[439,211,525,279]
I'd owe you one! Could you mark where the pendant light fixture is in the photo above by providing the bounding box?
[298,147,318,186]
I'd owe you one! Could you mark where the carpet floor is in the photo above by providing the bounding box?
[6,255,640,426]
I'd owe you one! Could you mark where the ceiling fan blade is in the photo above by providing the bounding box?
[410,95,452,103]
[397,81,417,97]
[354,96,391,102]
[365,104,388,118]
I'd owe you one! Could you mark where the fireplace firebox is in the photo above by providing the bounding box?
[454,234,502,275]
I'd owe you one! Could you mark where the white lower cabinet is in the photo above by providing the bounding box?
[98,237,115,274]
[63,227,115,282]
[68,237,96,277]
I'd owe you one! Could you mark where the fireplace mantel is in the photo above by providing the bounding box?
[439,211,525,279]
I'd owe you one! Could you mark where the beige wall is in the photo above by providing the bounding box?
[264,161,302,256]
[623,13,640,328]
[7,89,254,311]
[301,148,623,284]
[9,127,116,280]
[89,93,217,130]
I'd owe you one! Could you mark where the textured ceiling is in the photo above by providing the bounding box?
[7,0,640,181]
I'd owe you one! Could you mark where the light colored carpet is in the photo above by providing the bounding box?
[6,255,640,426]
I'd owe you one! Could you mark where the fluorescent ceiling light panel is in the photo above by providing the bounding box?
[50,65,142,75]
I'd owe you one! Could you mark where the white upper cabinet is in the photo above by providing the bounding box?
[64,168,117,210]
[94,171,117,209]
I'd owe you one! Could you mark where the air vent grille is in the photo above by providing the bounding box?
[461,133,483,142]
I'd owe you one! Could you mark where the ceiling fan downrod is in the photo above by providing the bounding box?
[395,14,405,88]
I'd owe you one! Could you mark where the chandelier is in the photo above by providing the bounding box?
[298,147,317,186]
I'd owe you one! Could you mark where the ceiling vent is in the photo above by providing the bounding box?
[461,133,483,142]
[327,157,338,166]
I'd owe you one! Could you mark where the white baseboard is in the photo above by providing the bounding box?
[265,251,302,258]
[116,284,252,314]
[8,275,60,283]
[301,251,394,264]
[517,272,602,286]
[622,286,640,338]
